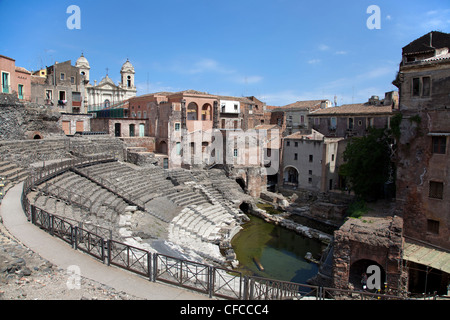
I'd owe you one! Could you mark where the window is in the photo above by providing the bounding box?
[286,141,290,147]
[176,142,181,155]
[330,117,337,129]
[412,76,431,97]
[429,181,443,199]
[412,78,420,96]
[309,155,313,162]
[60,73,65,81]
[294,142,298,147]
[308,177,312,183]
[300,115,305,124]
[2,72,9,93]
[70,76,75,84]
[331,154,335,161]
[45,89,52,100]
[234,149,238,157]
[59,91,66,101]
[18,84,24,99]
[72,92,81,102]
[348,118,354,130]
[427,219,439,234]
[234,104,238,111]
[174,123,181,131]
[294,153,298,160]
[308,170,312,175]
[432,136,446,154]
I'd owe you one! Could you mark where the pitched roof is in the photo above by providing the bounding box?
[309,103,392,116]
[278,99,326,111]
[402,31,450,55]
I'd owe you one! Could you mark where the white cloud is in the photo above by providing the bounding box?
[420,9,450,30]
[318,44,330,51]
[235,75,263,84]
[188,58,235,75]
[135,80,177,95]
[307,59,321,64]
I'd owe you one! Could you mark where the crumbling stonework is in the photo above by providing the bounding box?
[332,215,407,294]
[0,93,64,140]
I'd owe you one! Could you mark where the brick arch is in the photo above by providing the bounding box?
[187,102,198,120]
[349,259,386,290]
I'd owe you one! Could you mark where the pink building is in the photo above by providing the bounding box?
[0,54,31,101]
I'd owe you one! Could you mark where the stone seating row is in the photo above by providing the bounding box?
[165,188,211,208]
[168,203,245,264]
[36,170,129,221]
[0,160,30,193]
[0,139,70,166]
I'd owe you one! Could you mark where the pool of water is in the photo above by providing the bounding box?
[231,215,327,285]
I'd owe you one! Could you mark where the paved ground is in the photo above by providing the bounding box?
[0,182,211,300]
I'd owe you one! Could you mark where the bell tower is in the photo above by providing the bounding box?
[120,58,135,89]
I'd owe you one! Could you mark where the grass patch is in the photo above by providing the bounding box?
[347,200,368,219]
[256,203,283,215]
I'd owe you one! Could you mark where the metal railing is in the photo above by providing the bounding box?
[18,155,413,301]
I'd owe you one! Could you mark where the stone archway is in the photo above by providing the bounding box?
[283,166,298,186]
[236,177,246,191]
[349,259,386,290]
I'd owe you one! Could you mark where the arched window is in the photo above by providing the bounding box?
[104,99,110,108]
[187,102,198,120]
[127,75,131,87]
[201,104,212,121]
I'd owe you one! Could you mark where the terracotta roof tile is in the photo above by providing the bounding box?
[309,103,392,116]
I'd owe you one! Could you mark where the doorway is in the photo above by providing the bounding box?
[114,123,121,137]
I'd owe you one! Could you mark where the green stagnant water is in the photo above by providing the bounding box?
[231,215,327,285]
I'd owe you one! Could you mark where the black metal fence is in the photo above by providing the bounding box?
[19,156,409,300]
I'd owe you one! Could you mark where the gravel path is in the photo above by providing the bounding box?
[0,221,143,300]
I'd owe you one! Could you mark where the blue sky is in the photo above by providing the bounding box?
[1,0,449,106]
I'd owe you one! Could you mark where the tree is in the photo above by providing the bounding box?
[339,127,393,200]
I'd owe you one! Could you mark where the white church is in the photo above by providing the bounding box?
[75,54,137,111]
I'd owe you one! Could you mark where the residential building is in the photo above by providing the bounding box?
[393,31,450,295]
[308,92,398,138]
[394,31,450,250]
[30,59,85,113]
[0,55,32,101]
[281,129,343,192]
[274,100,331,136]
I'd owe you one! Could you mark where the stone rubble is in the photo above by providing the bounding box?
[0,223,143,300]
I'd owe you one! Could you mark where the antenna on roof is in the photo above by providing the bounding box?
[352,86,355,104]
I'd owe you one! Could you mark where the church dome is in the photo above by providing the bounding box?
[76,53,90,68]
[121,59,135,73]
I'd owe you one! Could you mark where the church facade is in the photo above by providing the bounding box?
[74,55,137,112]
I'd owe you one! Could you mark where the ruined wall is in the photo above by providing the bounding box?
[332,215,407,293]
[395,59,450,249]
[0,93,64,140]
